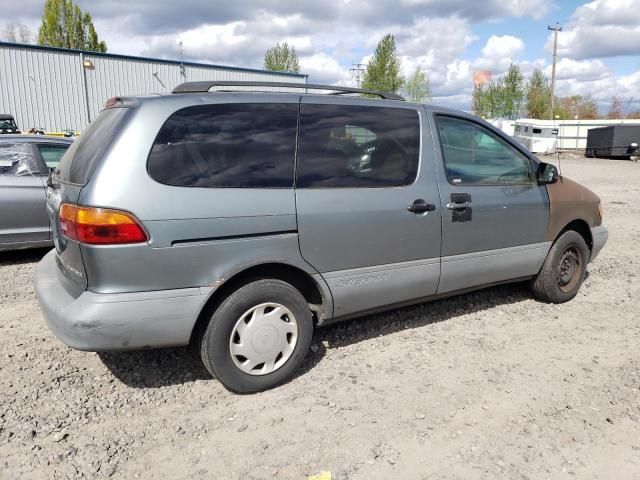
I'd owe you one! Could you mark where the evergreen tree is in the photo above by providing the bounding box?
[38,0,107,52]
[362,34,404,94]
[526,69,551,119]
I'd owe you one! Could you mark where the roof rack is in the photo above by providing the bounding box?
[172,81,405,101]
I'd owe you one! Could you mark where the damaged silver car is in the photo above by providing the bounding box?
[0,135,72,251]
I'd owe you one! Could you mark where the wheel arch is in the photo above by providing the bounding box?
[190,262,332,345]
[558,219,593,251]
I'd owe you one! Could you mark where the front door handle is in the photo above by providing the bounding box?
[446,201,472,210]
[408,199,436,213]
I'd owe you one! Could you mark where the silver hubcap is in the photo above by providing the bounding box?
[229,303,298,376]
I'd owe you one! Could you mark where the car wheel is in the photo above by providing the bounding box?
[200,279,313,393]
[531,230,589,303]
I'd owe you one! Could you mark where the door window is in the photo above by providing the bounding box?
[297,104,420,188]
[436,116,534,185]
[0,143,39,176]
[37,144,69,170]
[148,103,298,188]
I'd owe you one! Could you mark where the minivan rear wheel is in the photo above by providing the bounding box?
[530,230,589,303]
[200,279,313,393]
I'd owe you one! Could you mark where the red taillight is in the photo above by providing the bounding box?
[59,204,148,245]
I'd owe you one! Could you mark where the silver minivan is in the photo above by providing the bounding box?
[35,82,608,392]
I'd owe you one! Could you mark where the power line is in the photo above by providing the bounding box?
[548,23,563,120]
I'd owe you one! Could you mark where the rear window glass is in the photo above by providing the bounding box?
[57,107,129,185]
[296,104,420,188]
[0,143,40,175]
[147,103,298,188]
[37,144,70,169]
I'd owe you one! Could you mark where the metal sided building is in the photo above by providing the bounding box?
[0,41,308,133]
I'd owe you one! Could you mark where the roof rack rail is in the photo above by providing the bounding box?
[172,81,405,101]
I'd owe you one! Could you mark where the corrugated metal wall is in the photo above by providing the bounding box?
[0,43,307,132]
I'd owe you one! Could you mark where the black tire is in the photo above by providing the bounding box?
[531,230,589,303]
[200,279,313,393]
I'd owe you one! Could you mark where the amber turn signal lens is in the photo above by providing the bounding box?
[59,204,148,245]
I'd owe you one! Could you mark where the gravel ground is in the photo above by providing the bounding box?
[1,155,639,480]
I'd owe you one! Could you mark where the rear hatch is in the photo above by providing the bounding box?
[47,106,131,296]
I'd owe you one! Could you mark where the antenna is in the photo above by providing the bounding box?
[556,148,563,179]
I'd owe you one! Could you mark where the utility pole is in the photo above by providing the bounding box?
[548,23,562,120]
[349,63,366,88]
[177,38,186,79]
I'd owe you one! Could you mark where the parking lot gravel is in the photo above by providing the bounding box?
[1,155,639,480]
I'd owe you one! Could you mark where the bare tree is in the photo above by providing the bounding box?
[607,96,624,119]
[18,24,33,44]
[3,23,34,43]
[3,23,17,42]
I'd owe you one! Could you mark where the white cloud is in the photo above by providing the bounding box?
[544,58,608,82]
[474,35,525,73]
[549,0,640,59]
[480,35,524,61]
[544,58,639,111]
[299,52,351,85]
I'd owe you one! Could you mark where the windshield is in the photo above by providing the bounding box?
[0,118,18,130]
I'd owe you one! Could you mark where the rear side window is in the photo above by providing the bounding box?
[148,103,298,188]
[37,144,69,169]
[297,104,420,188]
[57,107,129,185]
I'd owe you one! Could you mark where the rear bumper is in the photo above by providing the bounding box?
[35,250,211,351]
[590,225,608,261]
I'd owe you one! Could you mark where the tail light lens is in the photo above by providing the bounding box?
[59,204,148,245]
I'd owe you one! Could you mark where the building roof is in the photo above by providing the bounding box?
[0,41,308,79]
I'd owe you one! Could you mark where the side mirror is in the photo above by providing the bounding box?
[538,162,559,185]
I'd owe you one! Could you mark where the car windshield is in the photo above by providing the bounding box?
[0,118,18,130]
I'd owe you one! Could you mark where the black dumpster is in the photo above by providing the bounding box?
[585,125,640,158]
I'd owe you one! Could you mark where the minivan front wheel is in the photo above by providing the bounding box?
[200,279,313,393]
[531,230,589,303]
